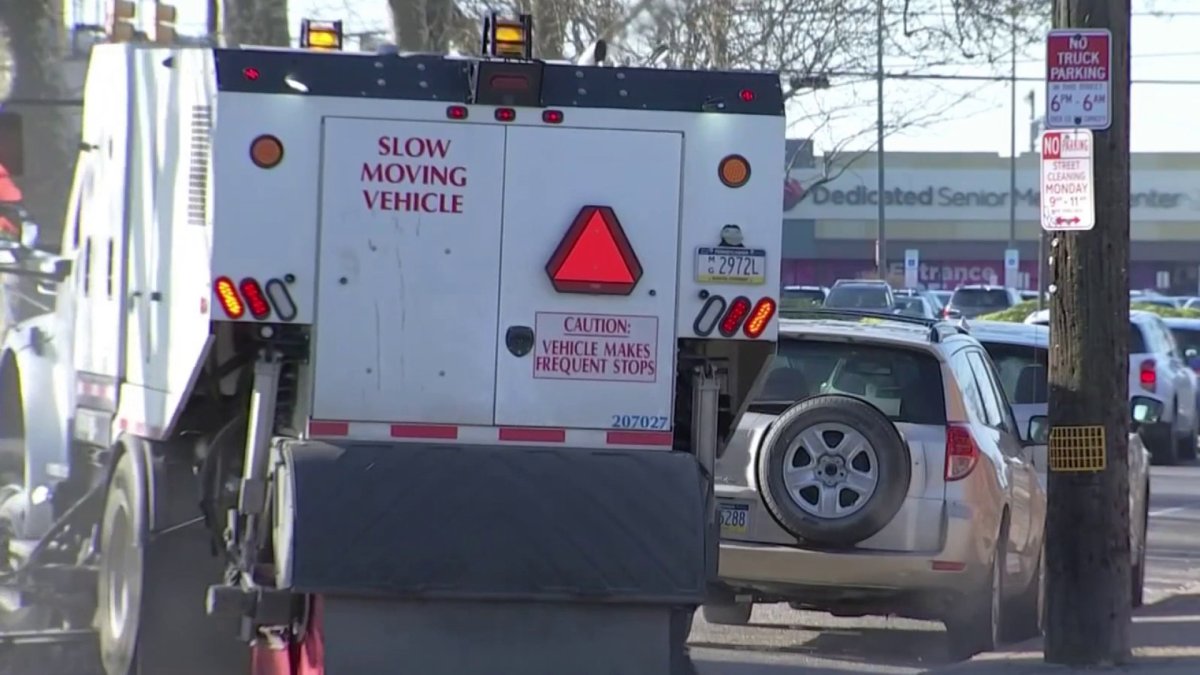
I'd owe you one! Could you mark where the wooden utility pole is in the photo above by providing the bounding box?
[1044,0,1132,666]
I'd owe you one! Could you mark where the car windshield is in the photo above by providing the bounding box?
[892,297,928,317]
[979,341,1049,404]
[781,288,825,306]
[752,339,946,425]
[824,286,892,309]
[951,288,1010,309]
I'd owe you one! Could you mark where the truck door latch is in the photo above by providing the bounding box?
[505,325,534,357]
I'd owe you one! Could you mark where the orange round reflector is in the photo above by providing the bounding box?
[718,154,751,188]
[249,135,284,169]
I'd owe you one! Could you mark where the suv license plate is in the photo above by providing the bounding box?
[718,502,750,536]
[696,247,767,285]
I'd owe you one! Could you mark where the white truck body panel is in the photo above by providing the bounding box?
[209,90,781,437]
[494,126,682,430]
[312,118,507,424]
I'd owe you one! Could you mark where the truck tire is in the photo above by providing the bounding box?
[756,395,910,547]
[97,445,248,675]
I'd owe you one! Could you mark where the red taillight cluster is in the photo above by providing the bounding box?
[213,275,296,322]
[693,294,777,339]
[944,423,979,481]
[1139,359,1157,392]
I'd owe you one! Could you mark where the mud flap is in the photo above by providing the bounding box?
[270,440,707,674]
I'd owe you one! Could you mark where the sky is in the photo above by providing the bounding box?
[63,0,1200,155]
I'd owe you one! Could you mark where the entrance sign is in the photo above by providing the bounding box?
[1045,29,1112,130]
[1040,129,1095,232]
[904,249,919,288]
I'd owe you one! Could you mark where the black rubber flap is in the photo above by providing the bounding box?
[282,442,707,603]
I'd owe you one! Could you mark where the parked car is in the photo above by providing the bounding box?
[781,285,829,308]
[1162,317,1200,427]
[1018,290,1039,302]
[710,310,1046,658]
[823,279,894,310]
[895,287,946,313]
[944,285,1024,319]
[892,295,937,318]
[1025,309,1199,464]
[931,290,953,308]
[967,319,1153,607]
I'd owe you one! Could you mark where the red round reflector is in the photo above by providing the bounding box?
[719,296,752,337]
[739,88,755,102]
[495,108,516,122]
[238,278,271,319]
[542,110,564,124]
[446,105,468,120]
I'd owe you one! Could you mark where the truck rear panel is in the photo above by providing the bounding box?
[206,50,783,444]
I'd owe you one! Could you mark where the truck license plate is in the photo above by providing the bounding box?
[718,502,750,536]
[696,247,767,285]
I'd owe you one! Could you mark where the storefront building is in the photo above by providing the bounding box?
[782,150,1200,292]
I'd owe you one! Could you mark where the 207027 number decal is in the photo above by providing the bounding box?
[611,415,670,430]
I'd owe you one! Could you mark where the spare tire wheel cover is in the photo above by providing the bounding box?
[757,394,912,547]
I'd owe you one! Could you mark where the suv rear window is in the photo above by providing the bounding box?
[951,288,1010,309]
[1130,323,1147,353]
[823,285,892,310]
[753,339,947,425]
[979,341,1048,404]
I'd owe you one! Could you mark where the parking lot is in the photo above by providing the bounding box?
[689,462,1200,675]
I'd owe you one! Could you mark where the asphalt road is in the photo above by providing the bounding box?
[688,463,1200,675]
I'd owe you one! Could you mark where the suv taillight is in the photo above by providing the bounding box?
[945,423,979,481]
[1139,359,1157,392]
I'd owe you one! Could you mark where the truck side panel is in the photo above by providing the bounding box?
[310,117,507,424]
[71,47,131,387]
[494,127,682,431]
[115,47,216,437]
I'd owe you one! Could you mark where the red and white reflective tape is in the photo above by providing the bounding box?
[306,420,673,449]
[77,380,117,402]
[117,417,166,440]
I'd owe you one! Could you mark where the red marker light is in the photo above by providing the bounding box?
[239,277,271,319]
[743,297,777,338]
[739,88,755,102]
[214,276,245,319]
[495,108,516,122]
[243,67,260,81]
[446,105,468,120]
[546,206,643,295]
[542,110,564,124]
[719,296,752,337]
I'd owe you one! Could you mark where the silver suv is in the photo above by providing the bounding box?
[708,310,1047,657]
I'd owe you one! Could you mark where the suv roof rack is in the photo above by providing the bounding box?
[779,308,970,343]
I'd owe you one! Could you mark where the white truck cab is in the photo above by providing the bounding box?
[0,16,785,675]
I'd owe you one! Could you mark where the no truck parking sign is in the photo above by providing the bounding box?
[1045,29,1112,130]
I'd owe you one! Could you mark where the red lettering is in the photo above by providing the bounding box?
[361,190,464,214]
[562,316,631,336]
[377,136,452,158]
[360,162,468,188]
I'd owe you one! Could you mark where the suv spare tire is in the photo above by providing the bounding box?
[757,394,911,547]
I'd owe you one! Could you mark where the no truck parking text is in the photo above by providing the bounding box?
[360,135,467,214]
